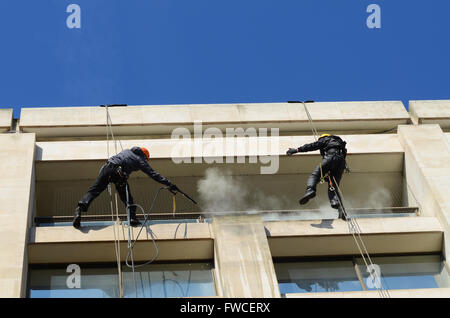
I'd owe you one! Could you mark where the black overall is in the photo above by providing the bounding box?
[298,135,347,208]
[77,147,172,217]
[78,162,135,215]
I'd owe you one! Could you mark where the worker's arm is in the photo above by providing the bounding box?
[297,139,326,153]
[287,139,326,155]
[139,160,174,187]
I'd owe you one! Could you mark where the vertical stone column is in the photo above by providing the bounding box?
[0,134,36,297]
[212,215,281,298]
[398,124,450,261]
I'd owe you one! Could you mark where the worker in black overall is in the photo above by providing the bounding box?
[73,146,179,229]
[287,134,349,219]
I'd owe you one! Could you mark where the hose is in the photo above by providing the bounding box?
[125,186,172,269]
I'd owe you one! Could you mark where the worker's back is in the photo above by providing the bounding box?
[319,135,347,157]
[108,147,147,175]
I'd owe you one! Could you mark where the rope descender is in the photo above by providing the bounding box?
[328,175,335,191]
[319,164,325,184]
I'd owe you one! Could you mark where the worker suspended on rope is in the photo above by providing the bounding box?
[286,134,349,219]
[73,146,179,229]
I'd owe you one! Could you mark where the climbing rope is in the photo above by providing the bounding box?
[105,105,142,297]
[331,175,390,298]
[300,101,390,298]
[300,101,325,184]
[107,184,123,297]
[105,105,125,297]
[302,101,319,142]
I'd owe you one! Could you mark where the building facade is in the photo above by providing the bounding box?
[0,100,449,298]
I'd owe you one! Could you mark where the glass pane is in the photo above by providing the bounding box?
[29,267,120,298]
[29,262,215,298]
[122,263,216,298]
[356,255,449,291]
[274,260,363,294]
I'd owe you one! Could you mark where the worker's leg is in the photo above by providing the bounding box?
[300,158,332,205]
[115,182,140,226]
[115,182,135,215]
[73,163,112,228]
[328,177,342,209]
[328,157,346,212]
[78,164,112,211]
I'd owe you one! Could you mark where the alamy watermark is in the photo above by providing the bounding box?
[66,264,81,289]
[66,4,81,29]
[365,264,382,289]
[366,4,381,29]
[171,121,280,174]
[65,4,380,30]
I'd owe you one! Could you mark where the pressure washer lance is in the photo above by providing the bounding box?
[168,186,198,205]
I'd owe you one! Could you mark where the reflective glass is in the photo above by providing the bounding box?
[275,255,449,295]
[29,262,215,298]
[356,255,449,291]
[274,260,363,294]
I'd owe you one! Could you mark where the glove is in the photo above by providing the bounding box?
[286,148,298,156]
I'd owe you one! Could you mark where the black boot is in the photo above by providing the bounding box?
[331,198,340,209]
[338,207,347,221]
[129,214,141,227]
[73,206,82,229]
[299,188,316,205]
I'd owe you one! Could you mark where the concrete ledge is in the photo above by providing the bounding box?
[30,222,211,242]
[27,240,214,264]
[20,101,409,138]
[0,108,13,132]
[28,217,444,263]
[285,288,450,298]
[266,217,443,257]
[28,223,213,263]
[34,134,404,180]
[409,100,450,129]
[35,134,403,161]
[35,154,403,181]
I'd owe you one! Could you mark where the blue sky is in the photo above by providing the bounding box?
[1,0,449,118]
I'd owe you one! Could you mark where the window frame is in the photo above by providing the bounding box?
[273,253,447,296]
[27,260,217,298]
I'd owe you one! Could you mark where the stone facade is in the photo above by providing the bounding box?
[0,100,449,297]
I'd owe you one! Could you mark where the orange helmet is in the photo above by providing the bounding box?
[141,147,150,160]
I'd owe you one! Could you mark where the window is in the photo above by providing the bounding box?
[274,255,449,295]
[357,255,449,291]
[28,262,216,298]
[275,260,363,294]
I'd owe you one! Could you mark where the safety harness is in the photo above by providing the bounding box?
[318,136,347,185]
